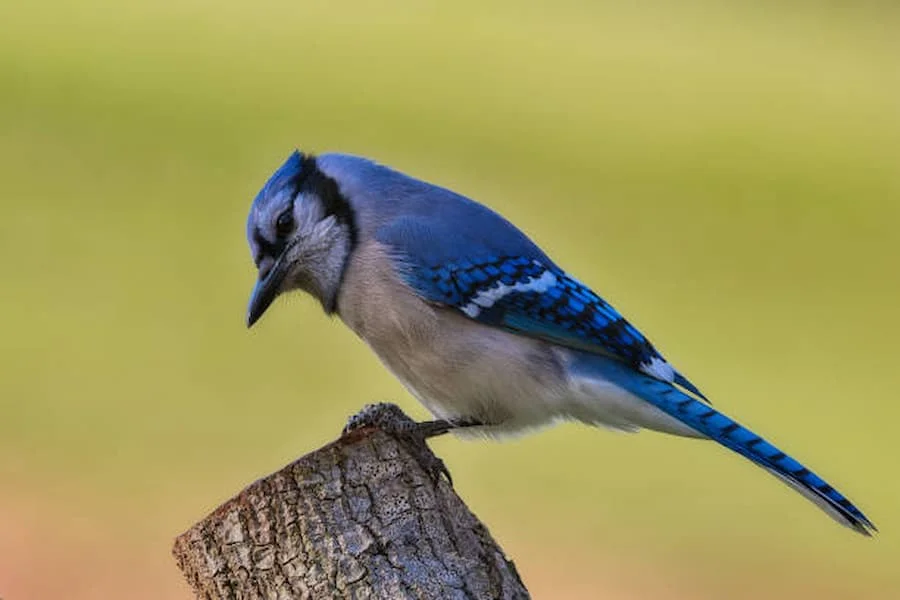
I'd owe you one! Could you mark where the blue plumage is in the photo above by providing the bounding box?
[253,151,305,211]
[246,150,876,536]
[425,257,661,364]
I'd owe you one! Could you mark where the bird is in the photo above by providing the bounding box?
[245,149,876,536]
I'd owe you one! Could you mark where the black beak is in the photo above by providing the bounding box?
[246,254,291,328]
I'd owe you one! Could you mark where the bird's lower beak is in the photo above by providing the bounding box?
[246,255,290,328]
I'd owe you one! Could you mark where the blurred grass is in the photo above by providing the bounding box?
[1,0,899,597]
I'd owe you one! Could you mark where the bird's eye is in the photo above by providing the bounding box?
[275,209,294,237]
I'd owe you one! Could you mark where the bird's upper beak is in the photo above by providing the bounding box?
[246,253,290,328]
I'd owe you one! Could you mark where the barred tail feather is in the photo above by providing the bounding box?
[579,355,877,535]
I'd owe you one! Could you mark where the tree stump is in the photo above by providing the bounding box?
[173,422,530,599]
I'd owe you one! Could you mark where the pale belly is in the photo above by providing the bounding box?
[364,309,572,436]
[342,299,701,438]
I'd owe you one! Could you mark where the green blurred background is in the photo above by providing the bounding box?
[2,1,898,598]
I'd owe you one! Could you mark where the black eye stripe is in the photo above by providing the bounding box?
[252,226,283,266]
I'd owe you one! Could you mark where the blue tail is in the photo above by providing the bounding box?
[585,356,877,535]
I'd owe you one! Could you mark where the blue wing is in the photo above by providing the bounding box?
[377,216,707,399]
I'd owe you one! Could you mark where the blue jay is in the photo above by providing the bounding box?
[245,150,876,536]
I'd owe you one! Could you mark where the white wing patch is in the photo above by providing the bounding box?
[640,356,676,382]
[461,270,558,318]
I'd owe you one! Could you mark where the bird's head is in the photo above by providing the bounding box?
[245,150,356,327]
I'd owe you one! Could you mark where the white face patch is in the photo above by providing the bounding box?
[461,269,558,318]
[640,356,675,382]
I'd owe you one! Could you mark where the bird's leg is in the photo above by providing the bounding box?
[413,417,484,438]
[342,402,451,483]
[342,403,482,485]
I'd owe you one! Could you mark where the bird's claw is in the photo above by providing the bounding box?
[342,402,454,485]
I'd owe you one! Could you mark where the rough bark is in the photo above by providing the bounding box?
[173,425,530,599]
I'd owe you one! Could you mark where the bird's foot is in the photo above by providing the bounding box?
[342,402,455,485]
